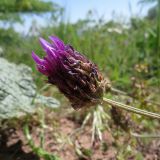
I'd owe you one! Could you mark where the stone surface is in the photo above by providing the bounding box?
[35,94,60,109]
[0,58,60,119]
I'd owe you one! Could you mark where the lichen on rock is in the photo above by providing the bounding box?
[0,58,60,119]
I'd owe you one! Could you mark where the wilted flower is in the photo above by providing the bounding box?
[32,36,110,109]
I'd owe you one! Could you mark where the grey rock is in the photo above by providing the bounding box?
[0,58,60,119]
[35,95,60,109]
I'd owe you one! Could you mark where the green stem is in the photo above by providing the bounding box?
[103,97,160,119]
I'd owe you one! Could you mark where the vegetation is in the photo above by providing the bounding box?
[0,0,160,160]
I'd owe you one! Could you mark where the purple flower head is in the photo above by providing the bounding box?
[32,36,109,109]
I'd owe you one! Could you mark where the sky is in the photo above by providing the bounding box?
[52,0,154,22]
[14,0,155,33]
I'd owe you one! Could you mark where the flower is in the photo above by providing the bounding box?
[32,36,109,109]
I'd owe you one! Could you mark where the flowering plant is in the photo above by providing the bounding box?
[32,36,160,119]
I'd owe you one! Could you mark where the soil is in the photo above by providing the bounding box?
[0,109,160,160]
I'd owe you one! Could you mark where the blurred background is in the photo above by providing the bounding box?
[0,0,160,160]
[0,0,159,87]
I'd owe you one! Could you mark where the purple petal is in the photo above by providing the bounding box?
[46,49,57,60]
[39,37,54,52]
[49,36,65,50]
[37,65,48,75]
[32,51,44,64]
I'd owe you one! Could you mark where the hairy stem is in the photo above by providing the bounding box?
[103,97,160,119]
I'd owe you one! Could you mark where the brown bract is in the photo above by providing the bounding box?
[49,54,110,109]
[32,36,111,109]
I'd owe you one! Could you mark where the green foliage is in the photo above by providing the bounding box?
[0,0,56,13]
[0,0,60,22]
[0,28,21,45]
[1,13,159,87]
[147,5,157,20]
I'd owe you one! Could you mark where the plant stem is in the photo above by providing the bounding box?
[131,132,160,138]
[102,97,160,119]
[110,87,128,95]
